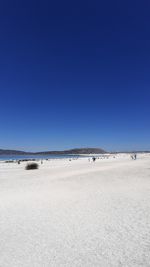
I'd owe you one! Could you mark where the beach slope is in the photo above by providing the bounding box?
[0,154,150,266]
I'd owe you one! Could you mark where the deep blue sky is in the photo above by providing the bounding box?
[0,0,150,151]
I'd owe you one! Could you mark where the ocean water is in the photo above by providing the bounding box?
[0,154,81,161]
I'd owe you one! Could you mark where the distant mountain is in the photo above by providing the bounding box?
[35,148,106,155]
[0,149,28,155]
[0,148,106,155]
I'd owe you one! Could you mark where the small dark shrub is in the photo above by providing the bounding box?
[25,163,39,170]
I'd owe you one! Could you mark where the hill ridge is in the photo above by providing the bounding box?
[0,148,106,155]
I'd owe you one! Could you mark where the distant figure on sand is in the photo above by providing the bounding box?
[131,154,137,160]
[92,157,96,162]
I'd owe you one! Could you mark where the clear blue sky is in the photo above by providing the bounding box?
[0,0,150,152]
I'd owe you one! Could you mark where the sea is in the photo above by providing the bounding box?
[0,154,82,161]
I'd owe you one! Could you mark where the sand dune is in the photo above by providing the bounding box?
[0,154,150,266]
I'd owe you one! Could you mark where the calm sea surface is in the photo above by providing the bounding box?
[0,154,81,161]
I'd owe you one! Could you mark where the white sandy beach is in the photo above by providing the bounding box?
[0,153,150,267]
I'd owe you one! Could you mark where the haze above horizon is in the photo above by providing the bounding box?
[0,0,150,152]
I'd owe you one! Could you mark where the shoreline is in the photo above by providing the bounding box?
[0,153,108,163]
[0,152,149,164]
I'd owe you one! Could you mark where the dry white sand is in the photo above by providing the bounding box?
[0,154,150,267]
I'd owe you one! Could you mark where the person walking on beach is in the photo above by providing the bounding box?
[131,154,137,160]
[92,157,96,162]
